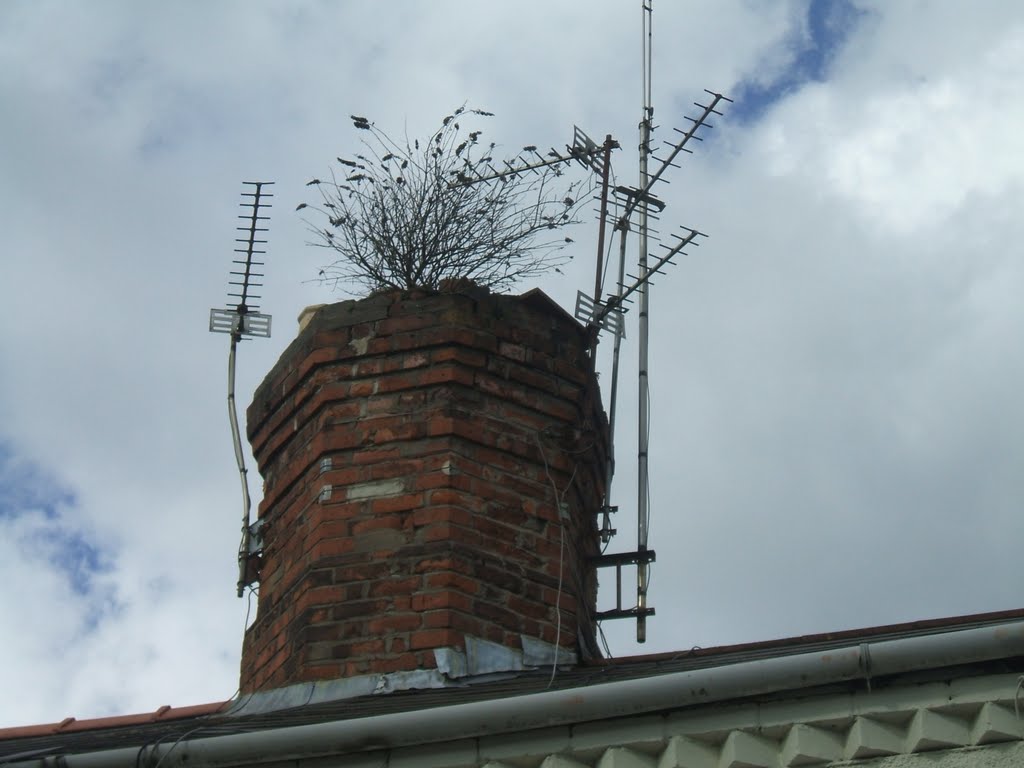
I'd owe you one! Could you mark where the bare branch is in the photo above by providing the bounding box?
[301,108,593,294]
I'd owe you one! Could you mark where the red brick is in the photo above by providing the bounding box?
[365,394,400,415]
[431,346,487,367]
[356,655,419,675]
[426,415,456,437]
[309,537,355,559]
[352,446,402,465]
[425,571,481,595]
[421,609,452,629]
[369,576,422,597]
[306,519,351,541]
[411,591,473,612]
[401,351,430,369]
[507,594,553,621]
[377,314,441,336]
[367,335,395,354]
[409,505,472,528]
[349,380,376,397]
[425,487,477,507]
[325,400,363,422]
[370,493,424,514]
[418,365,476,388]
[368,613,421,634]
[392,594,412,611]
[368,421,428,444]
[410,629,459,650]
[354,358,385,376]
[373,371,423,394]
[318,466,364,487]
[497,341,528,362]
[367,460,426,481]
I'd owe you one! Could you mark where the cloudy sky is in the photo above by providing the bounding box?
[2,0,1023,726]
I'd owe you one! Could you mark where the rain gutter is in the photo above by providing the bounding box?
[19,619,1024,768]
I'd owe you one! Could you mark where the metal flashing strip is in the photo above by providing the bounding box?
[227,636,574,718]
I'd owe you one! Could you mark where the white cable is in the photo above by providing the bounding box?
[598,622,614,659]
[535,432,579,688]
[547,522,565,690]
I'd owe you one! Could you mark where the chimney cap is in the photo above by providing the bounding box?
[297,304,328,331]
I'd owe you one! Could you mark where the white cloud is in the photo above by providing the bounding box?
[753,15,1024,234]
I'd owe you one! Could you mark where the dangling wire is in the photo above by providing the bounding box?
[535,432,578,689]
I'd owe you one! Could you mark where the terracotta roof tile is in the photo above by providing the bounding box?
[0,702,229,741]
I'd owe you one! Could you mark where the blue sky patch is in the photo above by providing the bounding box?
[0,440,77,521]
[28,526,111,597]
[0,439,111,596]
[729,0,868,124]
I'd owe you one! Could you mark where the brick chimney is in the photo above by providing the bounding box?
[239,287,608,693]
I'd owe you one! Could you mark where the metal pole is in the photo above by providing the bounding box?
[636,0,654,644]
[601,226,630,543]
[228,333,252,598]
[592,135,615,307]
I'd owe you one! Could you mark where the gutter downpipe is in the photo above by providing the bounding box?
[24,620,1024,768]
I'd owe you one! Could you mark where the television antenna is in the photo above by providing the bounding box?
[574,0,731,643]
[448,123,611,187]
[209,181,274,597]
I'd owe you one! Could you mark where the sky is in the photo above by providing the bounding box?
[1,0,1023,726]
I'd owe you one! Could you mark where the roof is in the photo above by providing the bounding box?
[2,607,1023,763]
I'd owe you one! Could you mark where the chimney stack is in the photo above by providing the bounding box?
[239,287,608,693]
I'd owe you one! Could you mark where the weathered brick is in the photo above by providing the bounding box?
[367,613,422,634]
[424,571,481,595]
[370,492,424,514]
[431,346,487,367]
[410,629,460,651]
[349,380,376,397]
[309,537,355,560]
[239,291,604,692]
[411,590,473,613]
[369,576,422,598]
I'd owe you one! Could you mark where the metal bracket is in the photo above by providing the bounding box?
[591,549,656,621]
[238,519,265,592]
[596,504,618,543]
[247,518,265,555]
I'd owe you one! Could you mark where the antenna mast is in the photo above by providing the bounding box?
[574,0,730,645]
[636,0,655,644]
[210,181,274,598]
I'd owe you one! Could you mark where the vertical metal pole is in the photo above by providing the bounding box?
[228,333,252,598]
[592,136,615,309]
[593,134,618,543]
[636,0,654,644]
[602,226,630,543]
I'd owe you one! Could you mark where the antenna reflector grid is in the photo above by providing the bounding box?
[572,125,604,174]
[209,308,272,338]
[575,290,625,338]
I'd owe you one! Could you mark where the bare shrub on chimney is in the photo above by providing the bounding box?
[299,108,591,294]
